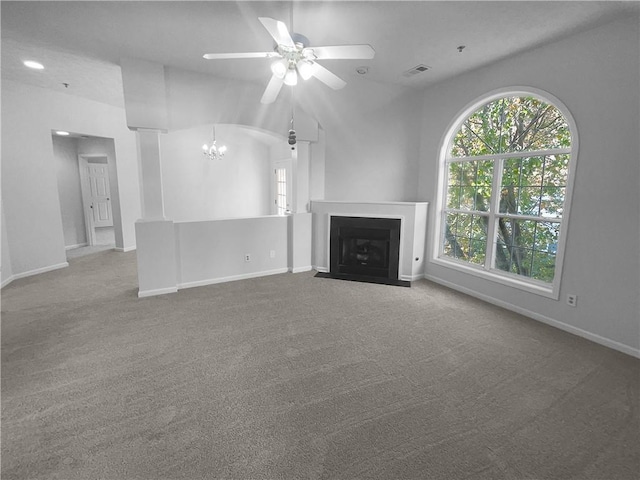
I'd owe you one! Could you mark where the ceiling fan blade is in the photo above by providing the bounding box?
[310,63,346,90]
[258,17,295,48]
[310,45,375,60]
[261,74,285,104]
[203,52,277,60]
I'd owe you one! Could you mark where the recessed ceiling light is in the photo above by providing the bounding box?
[23,60,44,70]
[55,131,70,136]
[356,66,369,75]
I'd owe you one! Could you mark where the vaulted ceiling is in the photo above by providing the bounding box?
[2,1,638,108]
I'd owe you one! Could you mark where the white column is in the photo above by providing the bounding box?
[287,213,312,274]
[134,129,177,297]
[136,129,165,220]
[295,141,310,213]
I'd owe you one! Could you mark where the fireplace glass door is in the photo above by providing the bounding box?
[330,217,401,280]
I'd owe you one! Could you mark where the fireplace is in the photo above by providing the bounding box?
[317,216,409,286]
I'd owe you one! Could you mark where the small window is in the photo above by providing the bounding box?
[435,90,577,298]
[275,167,288,215]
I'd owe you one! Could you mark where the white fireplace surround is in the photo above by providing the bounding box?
[311,200,429,282]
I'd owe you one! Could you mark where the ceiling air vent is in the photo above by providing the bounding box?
[403,64,431,77]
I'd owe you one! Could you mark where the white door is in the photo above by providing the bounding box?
[87,164,113,227]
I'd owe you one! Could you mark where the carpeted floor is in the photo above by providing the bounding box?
[1,250,639,479]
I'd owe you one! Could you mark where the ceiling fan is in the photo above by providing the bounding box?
[203,17,375,104]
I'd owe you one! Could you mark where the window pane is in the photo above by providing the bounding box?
[540,187,565,218]
[475,161,494,186]
[443,213,464,259]
[531,251,557,283]
[500,97,571,152]
[457,213,473,237]
[468,216,488,265]
[519,157,544,186]
[451,119,496,157]
[501,157,553,216]
[443,213,488,266]
[460,187,476,210]
[450,96,571,157]
[494,218,560,283]
[502,157,544,188]
[502,158,522,188]
[447,160,494,212]
[518,186,542,216]
[447,185,461,210]
[543,154,569,187]
[448,162,463,186]
[499,186,518,214]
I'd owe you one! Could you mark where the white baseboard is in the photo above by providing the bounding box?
[424,274,640,359]
[314,266,329,273]
[65,243,88,250]
[138,286,178,298]
[290,266,312,273]
[2,262,70,289]
[400,273,424,282]
[115,245,136,253]
[177,268,289,291]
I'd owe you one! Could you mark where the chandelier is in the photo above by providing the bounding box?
[201,126,227,161]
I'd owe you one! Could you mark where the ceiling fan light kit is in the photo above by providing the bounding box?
[271,59,287,79]
[203,16,375,104]
[284,67,298,86]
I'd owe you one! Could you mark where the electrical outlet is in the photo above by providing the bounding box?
[566,294,577,307]
[244,254,251,262]
[270,250,276,258]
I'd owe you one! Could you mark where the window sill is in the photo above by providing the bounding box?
[430,257,559,300]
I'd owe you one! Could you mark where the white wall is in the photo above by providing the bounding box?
[417,16,640,355]
[1,80,140,279]
[163,64,424,205]
[52,136,86,248]
[165,67,301,136]
[297,77,424,202]
[1,202,13,286]
[175,216,288,289]
[160,124,273,221]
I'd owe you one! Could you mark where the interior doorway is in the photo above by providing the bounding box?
[51,132,122,258]
[78,155,115,247]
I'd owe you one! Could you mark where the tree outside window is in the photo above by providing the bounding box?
[439,94,575,293]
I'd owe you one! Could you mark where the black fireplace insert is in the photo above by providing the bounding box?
[317,216,409,286]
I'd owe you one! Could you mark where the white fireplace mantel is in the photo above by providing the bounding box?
[310,200,429,282]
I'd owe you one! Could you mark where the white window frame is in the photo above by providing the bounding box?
[275,166,288,215]
[273,159,292,216]
[431,87,579,299]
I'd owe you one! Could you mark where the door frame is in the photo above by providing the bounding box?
[78,154,110,246]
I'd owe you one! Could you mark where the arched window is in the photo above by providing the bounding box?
[434,89,577,298]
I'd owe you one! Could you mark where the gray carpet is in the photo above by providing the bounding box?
[2,250,638,479]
